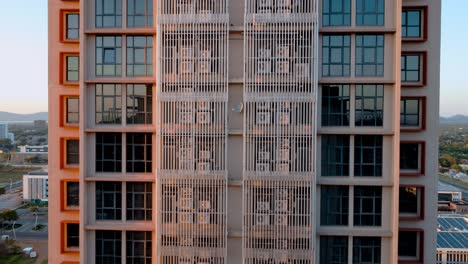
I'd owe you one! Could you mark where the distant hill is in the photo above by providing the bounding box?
[440,115,468,124]
[0,111,48,122]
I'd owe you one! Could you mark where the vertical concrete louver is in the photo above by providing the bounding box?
[243,1,317,263]
[156,1,229,263]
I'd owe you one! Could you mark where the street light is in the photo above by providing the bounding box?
[12,221,16,240]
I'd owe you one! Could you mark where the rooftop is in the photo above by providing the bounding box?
[437,214,468,249]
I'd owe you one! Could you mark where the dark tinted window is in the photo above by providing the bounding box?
[399,187,419,215]
[96,182,122,220]
[127,182,152,221]
[320,236,348,264]
[66,182,79,207]
[96,230,122,264]
[321,85,350,126]
[353,237,381,264]
[96,133,122,172]
[354,135,382,177]
[398,231,419,258]
[66,140,79,165]
[400,99,420,127]
[321,135,350,176]
[355,85,384,126]
[321,185,349,225]
[354,186,382,226]
[400,143,419,171]
[66,223,79,248]
[355,34,384,76]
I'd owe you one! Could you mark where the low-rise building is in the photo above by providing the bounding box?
[437,214,468,264]
[22,170,48,201]
[17,145,48,153]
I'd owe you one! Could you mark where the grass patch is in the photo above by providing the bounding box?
[32,224,46,231]
[0,166,41,186]
[440,174,468,189]
[0,253,36,264]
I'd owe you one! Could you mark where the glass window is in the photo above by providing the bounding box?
[321,185,349,226]
[127,0,153,27]
[96,182,122,220]
[66,97,79,124]
[321,135,350,176]
[398,231,420,260]
[96,36,122,76]
[66,13,79,40]
[400,143,421,172]
[321,85,350,126]
[127,231,152,263]
[96,230,122,264]
[400,98,420,127]
[322,35,351,77]
[402,10,421,38]
[66,56,79,82]
[66,182,79,207]
[127,182,152,221]
[96,0,122,28]
[353,186,382,226]
[355,85,384,126]
[399,187,420,216]
[66,140,79,165]
[126,133,152,173]
[322,0,351,26]
[401,54,421,82]
[320,236,348,264]
[66,223,79,248]
[355,34,384,76]
[356,0,384,26]
[96,133,122,172]
[354,135,382,177]
[127,84,153,124]
[95,84,122,124]
[127,36,153,76]
[353,237,381,264]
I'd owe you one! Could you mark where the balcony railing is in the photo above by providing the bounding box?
[437,250,468,264]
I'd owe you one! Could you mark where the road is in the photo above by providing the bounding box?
[3,180,22,192]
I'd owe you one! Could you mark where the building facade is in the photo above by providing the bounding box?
[48,0,440,263]
[0,122,8,139]
[23,171,49,201]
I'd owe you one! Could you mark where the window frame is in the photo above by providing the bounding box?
[126,36,153,76]
[321,135,350,177]
[321,84,351,126]
[321,34,351,77]
[353,186,382,227]
[402,6,427,42]
[354,84,384,127]
[95,84,122,124]
[60,53,80,86]
[95,230,122,263]
[96,181,122,220]
[355,34,385,77]
[398,229,424,263]
[65,181,80,209]
[95,0,123,28]
[127,182,153,221]
[400,141,425,176]
[399,185,424,220]
[322,0,351,27]
[65,96,80,125]
[60,9,80,43]
[126,84,153,125]
[401,52,427,87]
[95,36,122,77]
[65,139,79,166]
[320,236,349,264]
[320,185,349,226]
[356,0,385,26]
[352,236,381,264]
[354,135,383,177]
[126,231,152,264]
[64,222,80,252]
[127,0,154,28]
[126,133,153,173]
[400,96,426,132]
[95,132,122,173]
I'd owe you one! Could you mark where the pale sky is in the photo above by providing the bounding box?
[0,1,465,116]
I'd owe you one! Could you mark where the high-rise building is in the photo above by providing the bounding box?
[0,122,8,139]
[48,0,440,263]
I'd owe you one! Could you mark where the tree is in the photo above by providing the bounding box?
[29,206,38,213]
[440,154,458,168]
[0,139,13,151]
[0,210,18,222]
